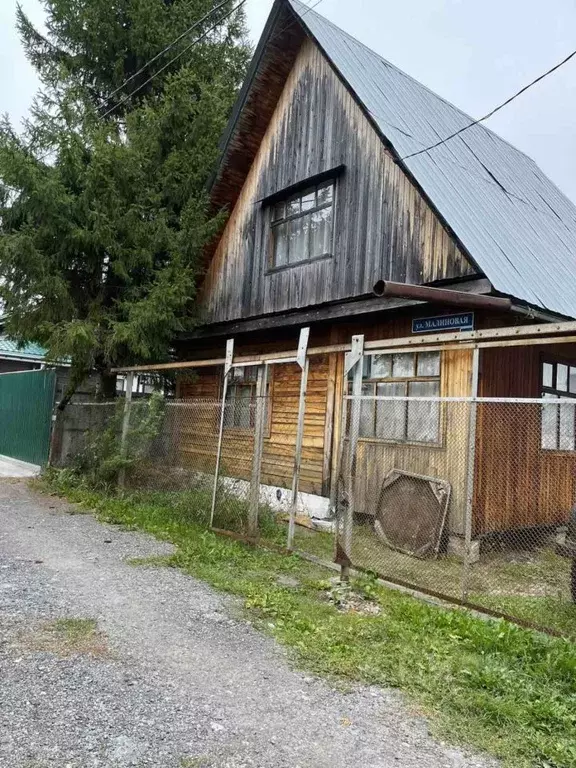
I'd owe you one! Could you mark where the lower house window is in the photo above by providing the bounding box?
[541,361,576,450]
[224,366,259,429]
[349,351,441,444]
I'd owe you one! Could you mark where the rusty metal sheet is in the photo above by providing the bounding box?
[374,470,451,559]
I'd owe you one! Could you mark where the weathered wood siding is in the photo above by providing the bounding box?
[201,38,474,324]
[474,344,576,535]
[345,348,473,537]
[176,356,330,495]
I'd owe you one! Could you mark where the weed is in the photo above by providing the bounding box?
[19,617,108,657]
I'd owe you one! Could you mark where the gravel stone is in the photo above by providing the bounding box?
[0,480,498,767]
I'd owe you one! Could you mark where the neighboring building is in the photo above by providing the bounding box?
[174,0,576,544]
[0,336,46,374]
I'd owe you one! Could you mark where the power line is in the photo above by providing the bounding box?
[100,0,236,112]
[101,0,248,119]
[401,47,576,161]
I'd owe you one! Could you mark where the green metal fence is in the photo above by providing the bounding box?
[0,369,56,466]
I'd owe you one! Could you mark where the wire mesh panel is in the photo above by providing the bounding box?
[336,396,472,600]
[336,393,576,636]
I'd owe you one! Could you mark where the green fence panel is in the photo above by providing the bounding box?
[0,369,56,466]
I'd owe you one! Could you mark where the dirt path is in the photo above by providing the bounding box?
[0,480,496,768]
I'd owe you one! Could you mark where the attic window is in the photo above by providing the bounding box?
[270,180,334,268]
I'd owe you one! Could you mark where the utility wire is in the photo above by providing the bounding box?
[100,0,247,119]
[401,47,576,161]
[100,0,236,111]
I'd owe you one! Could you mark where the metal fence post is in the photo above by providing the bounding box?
[249,363,269,538]
[210,339,234,528]
[339,335,364,580]
[287,327,310,550]
[462,346,480,601]
[118,371,134,489]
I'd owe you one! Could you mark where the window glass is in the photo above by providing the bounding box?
[309,206,331,258]
[392,352,415,378]
[570,367,576,394]
[359,383,375,437]
[371,354,392,379]
[417,351,441,377]
[300,191,315,211]
[559,400,576,450]
[375,382,406,439]
[287,198,300,216]
[541,361,576,450]
[541,394,559,449]
[288,217,308,263]
[270,181,334,268]
[542,362,554,388]
[273,222,288,266]
[407,380,440,442]
[317,183,333,205]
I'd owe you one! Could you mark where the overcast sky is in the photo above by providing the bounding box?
[2,0,576,202]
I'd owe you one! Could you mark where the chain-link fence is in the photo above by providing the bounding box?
[50,385,576,638]
[337,394,576,636]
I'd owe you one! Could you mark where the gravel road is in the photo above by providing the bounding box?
[0,480,497,768]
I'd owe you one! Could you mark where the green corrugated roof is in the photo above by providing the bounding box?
[0,336,46,360]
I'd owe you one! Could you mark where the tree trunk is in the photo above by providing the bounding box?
[98,369,118,400]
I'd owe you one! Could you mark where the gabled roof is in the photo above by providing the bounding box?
[0,336,46,361]
[286,0,576,318]
[213,0,576,319]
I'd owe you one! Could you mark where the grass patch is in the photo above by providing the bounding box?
[19,617,108,658]
[39,470,576,767]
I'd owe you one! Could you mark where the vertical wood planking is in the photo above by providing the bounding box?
[201,38,475,325]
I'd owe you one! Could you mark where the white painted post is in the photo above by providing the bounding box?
[287,327,311,550]
[462,346,480,600]
[118,371,134,489]
[249,363,269,538]
[210,339,234,529]
[341,335,364,579]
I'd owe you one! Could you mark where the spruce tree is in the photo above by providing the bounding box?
[0,1,250,403]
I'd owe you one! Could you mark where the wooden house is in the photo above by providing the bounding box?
[174,0,576,548]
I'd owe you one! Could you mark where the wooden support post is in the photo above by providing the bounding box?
[341,335,364,580]
[287,328,311,550]
[249,364,269,538]
[461,346,480,600]
[118,371,134,489]
[210,339,234,528]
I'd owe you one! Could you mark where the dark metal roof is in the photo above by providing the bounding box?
[289,0,576,318]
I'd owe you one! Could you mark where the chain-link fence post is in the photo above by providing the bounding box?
[461,347,480,601]
[287,328,310,550]
[248,363,268,538]
[338,335,364,580]
[118,371,134,488]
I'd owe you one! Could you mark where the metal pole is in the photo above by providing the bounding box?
[118,371,134,488]
[462,346,480,601]
[210,339,234,528]
[341,335,364,580]
[249,363,269,538]
[287,360,309,549]
[287,329,310,549]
